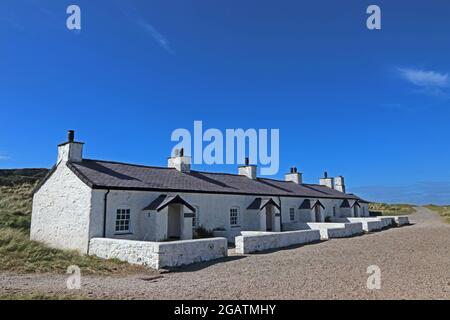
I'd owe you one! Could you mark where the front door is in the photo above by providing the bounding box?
[266,205,273,231]
[314,205,322,222]
[167,204,181,239]
[353,206,359,217]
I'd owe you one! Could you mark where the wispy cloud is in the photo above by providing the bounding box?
[114,1,175,55]
[0,17,24,31]
[0,154,10,161]
[398,67,449,97]
[136,19,175,55]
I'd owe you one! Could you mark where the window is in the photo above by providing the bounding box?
[333,206,337,217]
[289,208,295,221]
[230,207,240,226]
[115,208,130,233]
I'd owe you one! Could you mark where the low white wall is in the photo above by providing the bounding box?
[89,237,228,270]
[299,222,364,240]
[378,217,395,228]
[235,230,321,254]
[330,218,382,232]
[383,216,410,226]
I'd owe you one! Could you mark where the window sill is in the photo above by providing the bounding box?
[114,232,133,236]
[230,225,241,229]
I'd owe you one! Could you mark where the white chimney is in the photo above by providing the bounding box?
[319,171,334,189]
[57,130,84,163]
[238,157,257,179]
[168,148,191,173]
[334,176,346,193]
[285,167,302,184]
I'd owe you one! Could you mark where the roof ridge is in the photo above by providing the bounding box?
[82,158,176,170]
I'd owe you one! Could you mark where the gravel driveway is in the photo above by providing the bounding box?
[1,207,450,299]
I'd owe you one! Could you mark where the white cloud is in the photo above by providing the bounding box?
[398,68,448,88]
[0,154,10,161]
[136,20,175,55]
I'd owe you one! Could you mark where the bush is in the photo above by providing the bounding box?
[194,226,214,239]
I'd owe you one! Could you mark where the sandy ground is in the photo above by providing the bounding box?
[1,207,449,300]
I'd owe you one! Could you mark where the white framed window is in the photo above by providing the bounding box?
[230,207,240,227]
[115,208,131,233]
[289,208,295,221]
[192,206,200,229]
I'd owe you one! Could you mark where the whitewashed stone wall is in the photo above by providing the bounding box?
[89,237,228,269]
[384,216,410,226]
[331,217,383,232]
[298,222,363,240]
[235,229,321,254]
[30,162,93,253]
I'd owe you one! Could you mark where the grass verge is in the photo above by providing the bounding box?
[0,179,152,275]
[424,205,450,223]
[369,203,416,216]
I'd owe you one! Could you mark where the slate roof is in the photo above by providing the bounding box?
[63,159,369,202]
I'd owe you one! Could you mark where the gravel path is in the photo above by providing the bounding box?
[1,207,450,299]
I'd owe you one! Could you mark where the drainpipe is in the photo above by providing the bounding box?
[103,190,110,238]
[277,196,282,231]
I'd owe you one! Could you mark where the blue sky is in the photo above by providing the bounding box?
[1,0,450,204]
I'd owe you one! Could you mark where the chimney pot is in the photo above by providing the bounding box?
[245,157,249,166]
[324,171,328,178]
[68,130,75,143]
[180,148,184,157]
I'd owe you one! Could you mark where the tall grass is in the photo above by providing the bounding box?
[0,176,150,275]
[424,205,450,223]
[369,203,416,216]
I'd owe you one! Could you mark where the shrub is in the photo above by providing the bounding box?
[194,226,214,239]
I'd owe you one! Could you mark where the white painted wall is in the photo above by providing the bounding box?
[89,237,228,269]
[30,162,92,253]
[235,229,321,254]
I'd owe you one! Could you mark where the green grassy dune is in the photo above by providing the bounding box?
[0,169,149,276]
[369,202,417,216]
[424,205,450,223]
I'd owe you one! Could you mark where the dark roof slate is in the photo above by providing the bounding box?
[65,159,368,201]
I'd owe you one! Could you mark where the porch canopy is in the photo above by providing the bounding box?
[143,194,196,213]
[299,199,325,209]
[340,199,351,208]
[247,197,281,211]
[351,201,361,208]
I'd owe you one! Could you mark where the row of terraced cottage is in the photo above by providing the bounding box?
[30,131,409,270]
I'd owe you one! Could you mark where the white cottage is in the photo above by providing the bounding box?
[30,131,369,254]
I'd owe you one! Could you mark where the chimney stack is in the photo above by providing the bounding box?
[319,171,334,189]
[285,167,302,184]
[334,176,346,193]
[57,130,84,163]
[168,148,191,173]
[238,157,257,179]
